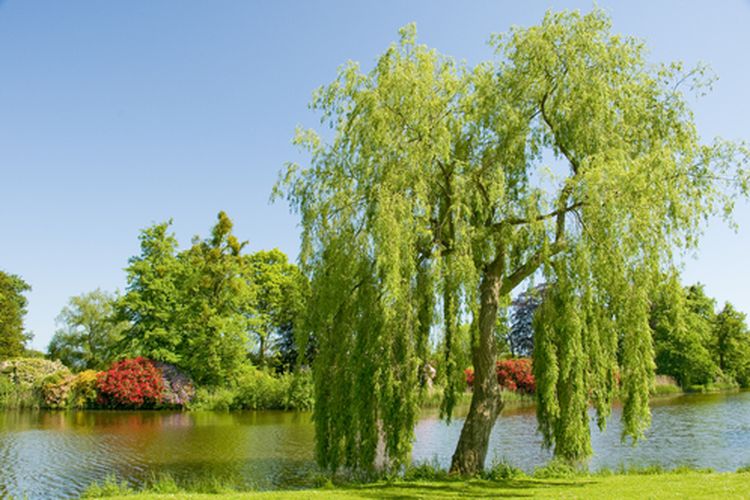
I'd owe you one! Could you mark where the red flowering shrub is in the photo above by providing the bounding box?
[464,358,535,394]
[97,357,164,408]
[464,368,474,386]
[495,359,535,394]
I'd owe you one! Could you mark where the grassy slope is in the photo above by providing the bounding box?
[99,472,750,499]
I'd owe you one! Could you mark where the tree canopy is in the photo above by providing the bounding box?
[245,249,310,370]
[48,289,128,371]
[116,212,254,385]
[650,278,717,388]
[278,9,749,474]
[507,284,547,357]
[714,303,750,387]
[0,270,31,359]
[115,212,308,385]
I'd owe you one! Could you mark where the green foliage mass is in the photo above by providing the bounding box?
[650,279,750,389]
[189,367,313,411]
[0,270,32,359]
[115,212,309,386]
[116,212,253,386]
[245,249,310,370]
[714,303,750,386]
[48,289,128,371]
[176,212,254,386]
[0,357,71,408]
[650,278,718,387]
[116,221,184,364]
[277,8,749,472]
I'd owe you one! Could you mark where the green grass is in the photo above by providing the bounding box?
[84,471,750,499]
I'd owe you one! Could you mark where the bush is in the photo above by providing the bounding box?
[69,370,100,408]
[154,362,195,407]
[0,375,14,407]
[40,371,75,408]
[97,357,164,409]
[190,386,237,411]
[189,368,314,411]
[234,367,286,410]
[483,459,526,481]
[0,358,70,409]
[0,358,69,387]
[651,374,681,396]
[496,359,535,393]
[403,459,450,481]
[465,358,535,394]
[533,459,580,479]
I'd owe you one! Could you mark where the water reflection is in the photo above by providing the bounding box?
[0,411,318,499]
[1,391,749,499]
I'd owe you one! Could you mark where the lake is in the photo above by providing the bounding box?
[1,391,749,499]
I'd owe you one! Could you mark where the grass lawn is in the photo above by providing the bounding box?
[94,471,750,499]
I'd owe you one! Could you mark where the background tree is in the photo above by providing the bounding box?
[116,221,184,364]
[507,284,547,357]
[117,212,256,386]
[245,249,310,370]
[47,289,128,371]
[279,9,748,474]
[178,211,254,386]
[650,278,717,388]
[0,270,31,359]
[713,302,750,387]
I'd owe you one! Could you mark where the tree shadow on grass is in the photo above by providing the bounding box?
[345,477,598,499]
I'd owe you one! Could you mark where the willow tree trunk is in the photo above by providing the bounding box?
[450,261,504,474]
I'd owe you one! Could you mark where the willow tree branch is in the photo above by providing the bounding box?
[540,90,580,175]
[497,201,585,228]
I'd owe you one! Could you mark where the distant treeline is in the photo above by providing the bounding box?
[2,212,749,411]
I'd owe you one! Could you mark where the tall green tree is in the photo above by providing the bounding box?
[0,270,31,359]
[117,221,184,364]
[278,9,748,474]
[650,278,717,388]
[117,212,256,386]
[713,302,750,387]
[48,289,128,371]
[245,249,309,369]
[178,211,254,386]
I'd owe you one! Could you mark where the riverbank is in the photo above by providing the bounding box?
[84,470,750,499]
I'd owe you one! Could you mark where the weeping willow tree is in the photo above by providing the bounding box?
[276,9,748,475]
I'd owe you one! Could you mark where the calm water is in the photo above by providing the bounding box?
[1,391,749,499]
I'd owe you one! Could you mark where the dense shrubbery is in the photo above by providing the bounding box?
[0,358,71,408]
[154,361,195,407]
[190,367,313,411]
[69,370,100,408]
[495,359,535,394]
[0,358,69,387]
[0,355,310,411]
[96,357,164,408]
[0,375,15,407]
[465,358,535,394]
[40,371,75,408]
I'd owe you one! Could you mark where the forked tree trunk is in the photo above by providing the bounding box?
[450,263,504,475]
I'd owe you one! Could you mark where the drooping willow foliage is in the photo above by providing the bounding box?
[276,9,749,473]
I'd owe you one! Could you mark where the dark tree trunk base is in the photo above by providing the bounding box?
[449,255,505,475]
[450,387,504,475]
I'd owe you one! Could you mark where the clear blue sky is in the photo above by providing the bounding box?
[1,1,749,350]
